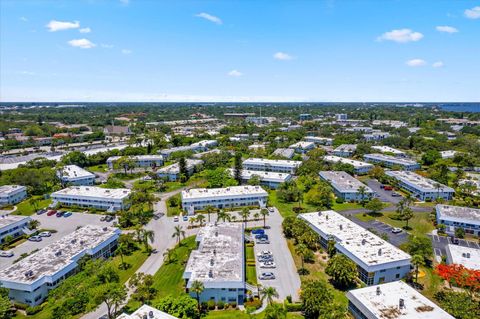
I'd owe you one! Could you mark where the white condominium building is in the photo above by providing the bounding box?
[319,171,374,201]
[371,145,406,157]
[304,136,333,145]
[106,155,164,170]
[445,244,480,271]
[288,141,315,153]
[440,150,457,159]
[242,158,302,174]
[333,144,357,157]
[0,185,27,208]
[117,305,178,319]
[385,171,454,201]
[0,215,31,243]
[363,131,391,142]
[323,156,373,175]
[300,211,411,286]
[183,223,245,305]
[228,168,292,189]
[51,186,131,212]
[435,204,480,236]
[272,148,295,159]
[0,225,121,306]
[159,140,217,158]
[57,165,96,186]
[347,281,454,319]
[157,159,203,181]
[181,185,268,215]
[363,154,420,171]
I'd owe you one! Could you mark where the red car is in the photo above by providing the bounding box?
[383,185,393,191]
[47,210,57,216]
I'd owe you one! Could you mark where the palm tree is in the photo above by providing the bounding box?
[190,280,204,311]
[116,242,128,269]
[241,207,251,228]
[295,243,309,274]
[411,254,425,284]
[196,214,206,226]
[253,212,260,221]
[142,229,155,252]
[264,303,287,319]
[217,209,231,222]
[172,225,186,244]
[260,208,269,228]
[28,219,40,230]
[358,185,367,206]
[260,286,279,305]
[205,205,215,223]
[163,248,176,264]
[29,197,39,212]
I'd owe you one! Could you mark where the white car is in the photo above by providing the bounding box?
[257,250,272,257]
[39,231,51,237]
[260,261,276,269]
[173,216,179,222]
[259,272,275,280]
[391,227,402,234]
[0,250,14,258]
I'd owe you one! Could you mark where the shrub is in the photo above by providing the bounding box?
[26,305,43,315]
[284,302,303,312]
[230,301,237,309]
[201,301,208,310]
[207,300,216,310]
[217,301,225,309]
[14,302,28,310]
[286,295,292,303]
[244,298,262,309]
[335,197,344,204]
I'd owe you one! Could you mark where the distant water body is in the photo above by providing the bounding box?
[439,104,480,113]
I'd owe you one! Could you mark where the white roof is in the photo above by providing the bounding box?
[107,155,163,162]
[157,159,203,174]
[0,214,30,229]
[385,171,454,193]
[319,171,373,193]
[334,144,357,152]
[304,136,332,142]
[440,150,457,158]
[182,185,267,200]
[0,225,120,284]
[228,168,291,183]
[436,204,480,226]
[364,154,418,166]
[184,223,244,287]
[117,305,177,319]
[52,186,131,200]
[59,165,95,179]
[0,185,26,196]
[300,211,411,268]
[446,244,480,270]
[323,155,373,169]
[243,158,302,168]
[272,148,295,159]
[347,281,454,319]
[371,146,405,155]
[289,141,315,149]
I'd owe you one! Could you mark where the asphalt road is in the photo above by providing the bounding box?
[366,178,403,204]
[429,233,480,260]
[350,216,408,247]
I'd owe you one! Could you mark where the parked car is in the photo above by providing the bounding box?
[258,255,274,261]
[251,229,265,235]
[256,238,270,244]
[56,211,64,217]
[47,210,57,216]
[28,235,42,242]
[257,250,272,257]
[392,192,401,197]
[268,207,274,213]
[255,234,268,239]
[63,211,73,217]
[260,261,276,268]
[259,272,275,280]
[183,216,188,222]
[100,215,107,221]
[39,231,51,237]
[0,250,14,258]
[105,215,114,222]
[36,209,46,215]
[391,227,402,234]
[383,185,393,191]
[451,237,459,245]
[173,216,179,222]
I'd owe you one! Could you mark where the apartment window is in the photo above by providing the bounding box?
[396,274,400,279]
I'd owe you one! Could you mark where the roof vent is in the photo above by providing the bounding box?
[208,270,213,278]
[55,250,62,257]
[71,239,76,244]
[149,311,154,318]
[213,249,216,255]
[210,258,214,266]
[376,287,381,295]
[378,249,382,256]
[362,239,366,245]
[25,270,34,278]
[215,231,218,237]
[466,253,471,258]
[339,224,343,230]
[103,227,108,231]
[399,298,405,309]
[142,315,147,319]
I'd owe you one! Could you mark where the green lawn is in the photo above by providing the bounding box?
[112,172,145,180]
[205,309,303,319]
[87,164,108,172]
[164,181,185,192]
[331,202,363,211]
[245,245,257,285]
[166,194,182,216]
[13,196,52,216]
[268,191,318,218]
[377,211,435,237]
[354,213,375,222]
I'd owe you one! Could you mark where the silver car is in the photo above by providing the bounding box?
[259,272,275,280]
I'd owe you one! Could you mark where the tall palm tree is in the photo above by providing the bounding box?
[260,286,279,305]
[241,207,251,228]
[142,229,155,252]
[190,280,204,311]
[295,243,309,273]
[116,242,128,269]
[205,205,215,223]
[217,209,231,222]
[411,254,425,284]
[358,185,367,206]
[196,214,206,226]
[253,212,260,221]
[172,225,185,244]
[264,303,287,319]
[260,208,269,228]
[163,248,176,264]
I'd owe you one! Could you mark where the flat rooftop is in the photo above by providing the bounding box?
[385,171,454,192]
[446,244,480,270]
[371,146,405,155]
[107,155,163,162]
[117,305,178,319]
[157,159,203,174]
[228,168,291,183]
[184,223,244,286]
[300,211,411,267]
[0,225,120,284]
[243,158,302,168]
[334,144,357,152]
[0,185,26,196]
[52,186,131,200]
[272,148,295,159]
[59,165,95,179]
[289,141,314,149]
[319,171,373,193]
[364,154,418,166]
[347,281,454,319]
[182,185,268,200]
[323,156,373,169]
[0,214,30,229]
[436,204,480,225]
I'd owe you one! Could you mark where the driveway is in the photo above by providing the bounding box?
[350,216,408,247]
[366,179,403,205]
[0,212,109,270]
[253,208,301,302]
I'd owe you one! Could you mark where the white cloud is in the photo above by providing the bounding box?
[228,70,243,77]
[20,17,28,22]
[46,20,80,32]
[121,49,132,54]
[67,38,96,49]
[101,43,114,49]
[436,26,458,33]
[432,61,444,68]
[406,59,427,67]
[120,0,130,5]
[377,28,424,43]
[465,6,480,19]
[273,52,294,60]
[79,27,91,33]
[195,12,222,25]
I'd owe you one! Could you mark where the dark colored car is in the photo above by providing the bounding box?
[451,237,459,245]
[36,209,46,215]
[251,229,265,235]
[255,234,269,240]
[105,215,114,222]
[47,210,57,216]
[56,211,64,217]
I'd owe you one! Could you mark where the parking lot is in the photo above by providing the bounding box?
[366,179,403,205]
[429,234,480,261]
[252,208,301,302]
[352,216,408,247]
[0,212,113,270]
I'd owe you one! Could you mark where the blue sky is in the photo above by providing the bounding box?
[1,0,479,102]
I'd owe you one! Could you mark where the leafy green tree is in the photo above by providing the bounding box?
[116,242,129,269]
[94,282,127,319]
[115,156,136,175]
[190,280,204,311]
[234,152,243,184]
[300,280,334,319]
[129,272,156,304]
[422,150,441,165]
[325,254,357,289]
[205,205,215,223]
[154,295,200,319]
[357,185,367,206]
[260,208,269,228]
[327,236,336,258]
[304,184,333,209]
[276,180,301,203]
[295,243,310,275]
[264,303,287,319]
[0,294,12,319]
[216,209,231,222]
[178,157,188,183]
[365,198,384,215]
[163,248,176,264]
[205,168,238,188]
[261,286,279,305]
[61,151,89,167]
[196,214,206,226]
[454,227,465,239]
[411,254,425,284]
[434,291,480,319]
[407,235,433,263]
[247,174,261,186]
